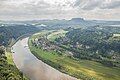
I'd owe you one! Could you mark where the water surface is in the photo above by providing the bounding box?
[12,37,78,80]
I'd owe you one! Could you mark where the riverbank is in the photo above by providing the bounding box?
[29,30,120,80]
[5,51,29,80]
[4,34,32,80]
[12,37,77,80]
[0,45,29,80]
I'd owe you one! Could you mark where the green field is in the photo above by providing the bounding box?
[47,29,68,41]
[29,30,120,80]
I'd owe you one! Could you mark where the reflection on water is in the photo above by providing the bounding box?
[12,37,78,80]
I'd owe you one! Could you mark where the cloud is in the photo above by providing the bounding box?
[73,0,82,7]
[100,1,120,9]
[81,0,102,10]
[74,0,120,10]
[0,0,120,20]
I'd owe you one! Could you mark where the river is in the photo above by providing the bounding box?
[12,37,78,80]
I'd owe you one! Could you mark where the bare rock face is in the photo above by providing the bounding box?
[12,37,78,80]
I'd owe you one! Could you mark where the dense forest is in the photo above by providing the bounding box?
[0,24,39,46]
[55,26,120,67]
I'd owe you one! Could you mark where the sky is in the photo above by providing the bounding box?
[0,0,120,21]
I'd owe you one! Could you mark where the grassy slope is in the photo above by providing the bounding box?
[5,52,14,65]
[29,30,120,80]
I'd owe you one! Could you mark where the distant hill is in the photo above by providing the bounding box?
[0,24,39,46]
[1,18,120,28]
[0,18,120,45]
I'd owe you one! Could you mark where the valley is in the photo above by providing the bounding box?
[0,0,120,80]
[0,18,120,80]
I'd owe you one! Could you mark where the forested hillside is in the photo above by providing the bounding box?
[55,26,120,67]
[29,30,120,80]
[0,24,39,46]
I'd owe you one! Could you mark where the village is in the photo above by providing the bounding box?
[31,34,92,58]
[31,35,74,57]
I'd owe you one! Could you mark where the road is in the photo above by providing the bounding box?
[12,37,78,80]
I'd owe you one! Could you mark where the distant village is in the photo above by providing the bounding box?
[31,35,92,58]
[31,35,74,57]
